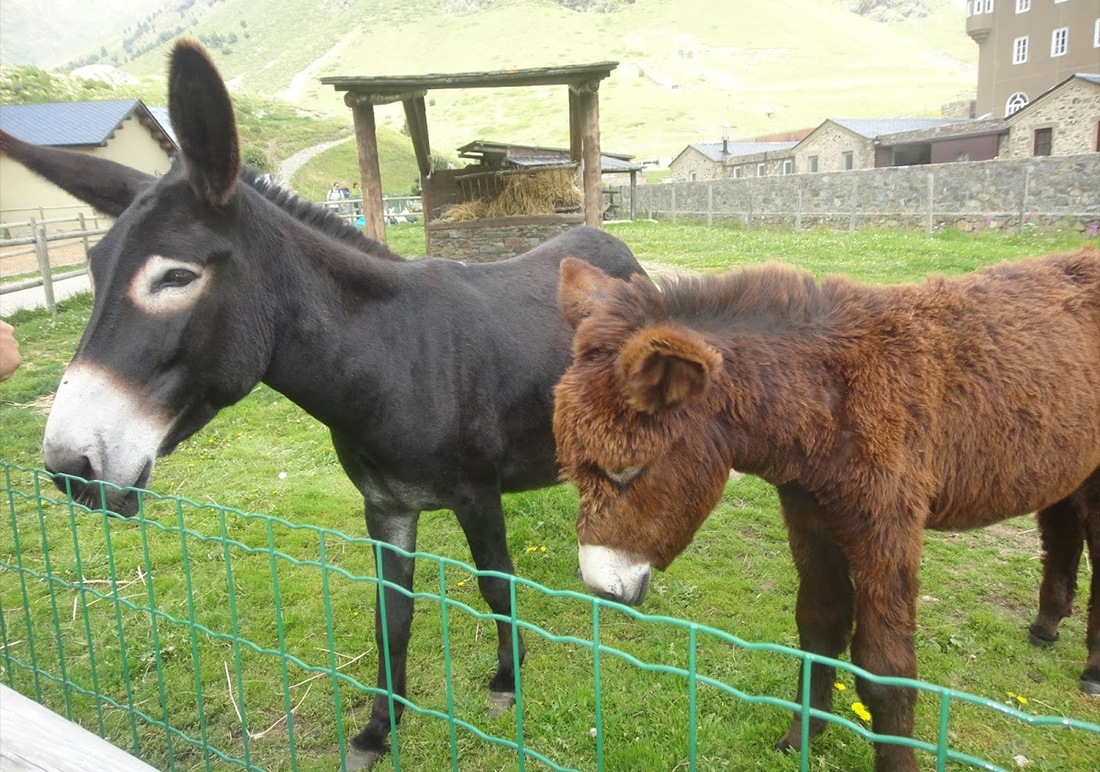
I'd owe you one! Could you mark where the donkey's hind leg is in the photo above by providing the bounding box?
[1074,470,1100,695]
[1029,497,1085,647]
[775,486,855,755]
[454,487,527,715]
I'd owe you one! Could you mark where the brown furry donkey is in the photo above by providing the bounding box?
[553,247,1100,772]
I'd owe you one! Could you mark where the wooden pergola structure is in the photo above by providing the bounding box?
[321,62,618,242]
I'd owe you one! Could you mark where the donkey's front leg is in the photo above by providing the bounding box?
[454,489,526,715]
[776,488,855,755]
[1029,498,1084,647]
[849,539,922,772]
[346,510,420,771]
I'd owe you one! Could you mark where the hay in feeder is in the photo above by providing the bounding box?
[441,167,584,222]
[439,200,490,222]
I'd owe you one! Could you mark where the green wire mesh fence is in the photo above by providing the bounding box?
[1,461,1097,772]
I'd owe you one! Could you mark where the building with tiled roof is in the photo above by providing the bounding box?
[0,98,176,217]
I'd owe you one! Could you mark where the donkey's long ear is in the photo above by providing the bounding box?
[0,129,154,217]
[617,326,723,413]
[559,257,622,328]
[169,40,240,208]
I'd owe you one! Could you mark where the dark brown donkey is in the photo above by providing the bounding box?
[0,40,645,770]
[552,249,1100,772]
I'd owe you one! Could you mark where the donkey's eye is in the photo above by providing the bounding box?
[158,268,198,289]
[605,465,644,487]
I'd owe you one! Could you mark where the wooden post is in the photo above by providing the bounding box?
[849,177,858,232]
[403,96,432,179]
[78,211,90,253]
[795,186,803,231]
[31,218,55,313]
[926,172,935,234]
[629,169,637,221]
[568,89,582,165]
[707,183,714,226]
[671,186,677,223]
[746,194,753,230]
[1018,167,1031,235]
[573,82,603,228]
[346,93,387,243]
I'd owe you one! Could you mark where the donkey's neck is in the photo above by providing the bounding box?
[712,330,839,486]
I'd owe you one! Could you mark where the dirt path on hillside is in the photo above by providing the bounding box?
[281,29,361,104]
[276,136,353,186]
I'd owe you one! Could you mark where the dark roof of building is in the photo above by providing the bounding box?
[457,139,642,172]
[0,98,176,150]
[829,118,964,139]
[1076,72,1100,86]
[684,141,798,163]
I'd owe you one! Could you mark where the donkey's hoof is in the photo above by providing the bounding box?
[342,745,383,771]
[1027,624,1058,648]
[487,690,516,718]
[1080,672,1100,696]
[773,738,794,754]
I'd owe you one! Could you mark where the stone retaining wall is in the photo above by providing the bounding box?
[426,214,585,262]
[619,154,1100,232]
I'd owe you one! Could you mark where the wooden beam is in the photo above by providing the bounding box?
[346,93,387,243]
[568,89,582,165]
[574,83,603,228]
[403,96,433,179]
[629,169,637,221]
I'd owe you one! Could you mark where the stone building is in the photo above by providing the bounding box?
[790,118,963,173]
[999,72,1100,157]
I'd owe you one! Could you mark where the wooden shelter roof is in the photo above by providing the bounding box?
[321,62,618,102]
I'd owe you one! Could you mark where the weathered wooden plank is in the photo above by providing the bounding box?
[0,685,160,772]
[575,86,603,228]
[322,62,618,95]
[346,95,387,242]
[403,96,433,179]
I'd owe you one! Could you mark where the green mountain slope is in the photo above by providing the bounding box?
[12,0,977,161]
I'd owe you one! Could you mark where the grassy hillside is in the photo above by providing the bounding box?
[290,129,423,198]
[39,0,976,161]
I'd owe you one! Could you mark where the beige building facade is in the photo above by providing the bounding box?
[0,100,175,220]
[966,0,1100,118]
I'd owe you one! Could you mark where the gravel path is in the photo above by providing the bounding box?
[275,136,352,186]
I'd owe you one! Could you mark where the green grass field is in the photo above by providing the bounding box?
[1,223,1098,771]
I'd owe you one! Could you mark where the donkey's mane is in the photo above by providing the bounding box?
[647,263,875,335]
[241,167,406,262]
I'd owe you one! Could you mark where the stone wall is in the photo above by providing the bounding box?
[426,214,585,262]
[793,123,875,174]
[1001,80,1100,158]
[669,147,722,182]
[617,154,1100,232]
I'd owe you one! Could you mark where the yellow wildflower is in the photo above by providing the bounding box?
[834,682,847,691]
[852,702,872,721]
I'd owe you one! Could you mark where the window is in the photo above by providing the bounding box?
[966,1,972,16]
[1015,0,1029,12]
[782,159,794,175]
[688,171,697,181]
[1033,127,1052,156]
[756,163,766,177]
[1013,35,1028,64]
[843,151,854,170]
[1094,18,1099,48]
[808,155,819,173]
[733,166,743,179]
[985,0,993,12]
[1051,27,1068,57]
[1006,92,1029,115]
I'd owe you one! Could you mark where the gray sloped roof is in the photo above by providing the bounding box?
[829,118,963,139]
[146,106,178,147]
[1076,72,1100,86]
[689,141,798,162]
[0,98,163,147]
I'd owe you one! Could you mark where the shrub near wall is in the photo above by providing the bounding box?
[622,154,1100,232]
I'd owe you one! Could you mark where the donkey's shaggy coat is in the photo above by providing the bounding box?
[554,248,1100,772]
